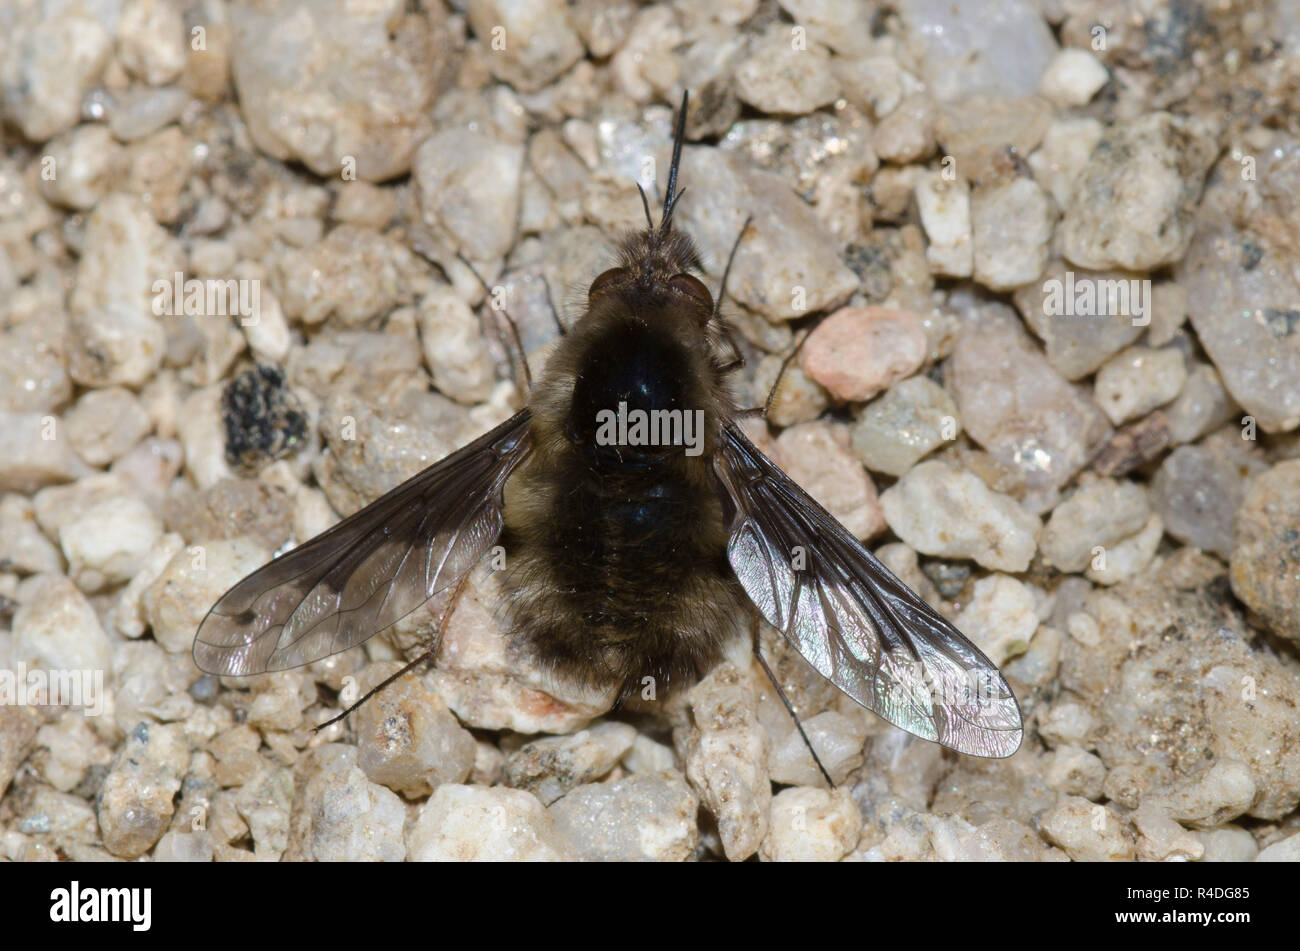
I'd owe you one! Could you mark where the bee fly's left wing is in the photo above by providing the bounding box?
[714,421,1023,758]
[193,409,533,676]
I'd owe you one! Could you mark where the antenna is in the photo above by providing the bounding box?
[636,184,655,231]
[659,90,689,234]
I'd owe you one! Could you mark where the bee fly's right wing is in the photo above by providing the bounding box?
[714,421,1023,758]
[193,409,533,676]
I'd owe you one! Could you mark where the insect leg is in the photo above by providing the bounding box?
[313,570,474,731]
[760,328,813,420]
[455,251,533,392]
[711,215,752,327]
[750,610,835,788]
[710,215,754,377]
[540,272,566,338]
[729,326,814,420]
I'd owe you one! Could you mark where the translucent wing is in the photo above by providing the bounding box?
[193,410,533,676]
[714,421,1023,757]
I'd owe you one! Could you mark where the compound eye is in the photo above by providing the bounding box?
[670,273,713,312]
[588,268,627,300]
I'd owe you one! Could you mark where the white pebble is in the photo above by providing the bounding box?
[153,830,215,862]
[1146,759,1257,828]
[1256,836,1300,862]
[112,532,185,639]
[35,714,109,794]
[504,722,637,805]
[467,0,584,94]
[59,494,162,592]
[275,225,403,327]
[4,15,112,141]
[231,0,439,180]
[851,376,959,477]
[0,411,89,493]
[12,573,112,675]
[177,385,236,489]
[673,147,859,322]
[64,387,153,467]
[117,0,188,86]
[1094,345,1187,425]
[107,85,189,143]
[142,537,270,653]
[549,771,699,861]
[1085,514,1163,586]
[873,93,937,164]
[971,177,1054,291]
[414,130,524,265]
[1060,113,1216,271]
[1039,49,1109,107]
[1132,803,1204,862]
[735,25,840,114]
[98,722,189,858]
[1040,478,1150,573]
[407,784,572,861]
[241,286,291,363]
[67,194,182,387]
[621,734,678,775]
[247,670,313,733]
[1198,826,1258,862]
[774,422,885,540]
[1027,117,1104,208]
[1042,745,1106,799]
[36,124,127,210]
[681,663,770,862]
[0,495,63,575]
[761,787,861,862]
[954,574,1040,665]
[768,710,867,787]
[1040,796,1135,861]
[294,745,406,862]
[1038,699,1097,747]
[353,665,477,798]
[915,172,972,277]
[879,460,1041,572]
[418,286,496,405]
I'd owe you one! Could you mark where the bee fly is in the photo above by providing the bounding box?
[194,93,1023,780]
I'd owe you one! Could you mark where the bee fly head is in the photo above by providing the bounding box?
[587,259,713,326]
[586,91,715,326]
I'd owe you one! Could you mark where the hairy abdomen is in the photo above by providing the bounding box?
[499,453,741,700]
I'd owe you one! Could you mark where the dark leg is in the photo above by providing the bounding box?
[750,611,835,788]
[711,215,753,325]
[314,571,472,731]
[732,326,814,420]
[540,273,566,337]
[760,328,813,420]
[314,647,435,731]
[455,251,533,391]
[710,216,754,376]
[497,306,533,391]
[711,207,817,420]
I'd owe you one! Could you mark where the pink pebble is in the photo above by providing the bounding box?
[799,306,927,402]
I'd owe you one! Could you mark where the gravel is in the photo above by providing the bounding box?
[2,0,1299,864]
